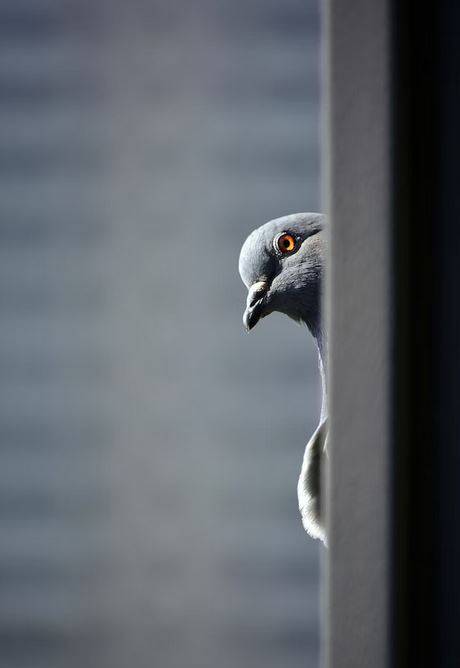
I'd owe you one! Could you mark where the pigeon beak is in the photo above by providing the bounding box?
[243,280,268,331]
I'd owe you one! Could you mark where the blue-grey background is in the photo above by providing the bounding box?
[0,1,321,666]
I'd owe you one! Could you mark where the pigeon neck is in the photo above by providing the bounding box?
[304,320,326,364]
[306,322,328,422]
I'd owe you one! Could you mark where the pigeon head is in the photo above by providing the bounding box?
[239,213,325,337]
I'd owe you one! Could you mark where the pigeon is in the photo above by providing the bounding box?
[239,213,327,543]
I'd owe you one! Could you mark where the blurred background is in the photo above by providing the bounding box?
[0,0,321,666]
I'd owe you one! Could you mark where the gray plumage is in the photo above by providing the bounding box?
[239,213,327,543]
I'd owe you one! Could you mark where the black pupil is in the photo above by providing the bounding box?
[283,237,290,248]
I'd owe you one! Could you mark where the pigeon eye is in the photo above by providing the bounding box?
[276,233,297,254]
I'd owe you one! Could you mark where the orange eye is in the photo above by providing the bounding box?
[277,233,297,254]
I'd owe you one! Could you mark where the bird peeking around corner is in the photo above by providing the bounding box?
[239,213,328,544]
